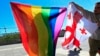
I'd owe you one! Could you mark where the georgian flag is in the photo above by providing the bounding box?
[62,3,98,49]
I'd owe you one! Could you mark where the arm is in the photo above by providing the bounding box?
[71,2,84,13]
[70,2,98,23]
[70,2,84,13]
[70,2,90,19]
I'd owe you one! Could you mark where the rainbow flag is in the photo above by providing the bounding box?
[10,2,66,56]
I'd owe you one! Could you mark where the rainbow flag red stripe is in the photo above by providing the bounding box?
[10,2,66,56]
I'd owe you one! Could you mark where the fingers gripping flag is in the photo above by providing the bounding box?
[62,3,98,49]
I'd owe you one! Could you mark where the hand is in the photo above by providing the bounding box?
[97,23,100,27]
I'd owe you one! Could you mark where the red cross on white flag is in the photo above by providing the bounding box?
[62,3,98,50]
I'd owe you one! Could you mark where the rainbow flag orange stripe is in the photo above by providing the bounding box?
[10,2,66,56]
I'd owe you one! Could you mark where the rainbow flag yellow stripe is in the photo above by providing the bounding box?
[10,2,66,56]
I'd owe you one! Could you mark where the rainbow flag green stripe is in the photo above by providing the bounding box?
[41,7,53,56]
[10,2,67,56]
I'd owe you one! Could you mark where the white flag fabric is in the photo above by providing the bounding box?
[62,3,98,50]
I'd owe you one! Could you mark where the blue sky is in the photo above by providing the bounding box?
[0,0,99,34]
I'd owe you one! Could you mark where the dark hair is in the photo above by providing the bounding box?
[96,2,100,5]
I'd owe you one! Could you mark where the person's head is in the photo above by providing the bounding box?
[94,2,100,14]
[94,2,100,19]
